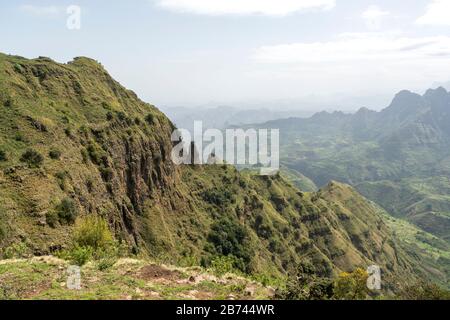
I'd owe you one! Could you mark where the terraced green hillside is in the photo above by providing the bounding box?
[248,88,450,245]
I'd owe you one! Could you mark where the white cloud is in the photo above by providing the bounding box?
[156,0,336,16]
[19,5,62,16]
[254,33,450,63]
[362,5,390,30]
[252,33,450,95]
[417,0,450,26]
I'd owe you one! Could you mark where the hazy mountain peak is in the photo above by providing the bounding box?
[392,90,422,103]
[355,107,376,115]
[424,86,448,98]
[381,90,425,118]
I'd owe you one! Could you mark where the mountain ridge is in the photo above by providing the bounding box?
[0,53,445,291]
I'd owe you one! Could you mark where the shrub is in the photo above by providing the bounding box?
[116,112,132,125]
[72,215,113,250]
[207,218,253,273]
[4,99,13,107]
[61,115,70,124]
[55,171,68,181]
[333,268,369,300]
[100,167,114,182]
[14,133,26,142]
[105,182,114,194]
[14,63,24,73]
[20,149,44,167]
[202,189,234,206]
[145,113,154,125]
[64,128,73,138]
[277,262,334,300]
[399,281,450,300]
[0,150,7,162]
[210,255,240,276]
[45,211,59,228]
[87,144,102,165]
[81,149,89,163]
[1,242,29,259]
[96,246,119,271]
[254,215,273,239]
[55,198,78,225]
[69,245,93,266]
[101,102,111,110]
[106,111,114,121]
[57,216,117,267]
[49,149,62,160]
[238,179,248,189]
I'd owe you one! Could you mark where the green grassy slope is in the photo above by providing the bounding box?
[280,167,317,192]
[356,177,450,242]
[246,89,450,247]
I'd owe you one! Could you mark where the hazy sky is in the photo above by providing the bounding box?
[1,0,450,110]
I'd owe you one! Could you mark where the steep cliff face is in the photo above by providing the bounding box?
[0,54,179,252]
[0,53,432,288]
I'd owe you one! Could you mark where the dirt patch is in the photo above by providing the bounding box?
[138,265,183,281]
[22,281,53,299]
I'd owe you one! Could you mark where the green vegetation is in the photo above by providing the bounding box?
[245,88,450,288]
[48,149,62,160]
[0,150,7,162]
[72,215,113,250]
[356,177,450,241]
[278,263,370,300]
[0,257,273,300]
[54,198,79,225]
[20,149,44,167]
[250,89,450,244]
[399,281,450,300]
[280,167,317,192]
[278,262,334,300]
[209,255,241,276]
[59,215,116,266]
[206,218,253,273]
[202,189,234,207]
[145,113,155,125]
[333,268,369,300]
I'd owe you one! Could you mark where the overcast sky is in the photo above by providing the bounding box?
[1,0,450,110]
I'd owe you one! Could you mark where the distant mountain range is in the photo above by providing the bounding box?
[252,87,450,182]
[160,105,315,132]
[244,88,450,283]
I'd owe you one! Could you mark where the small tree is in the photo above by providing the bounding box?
[333,268,369,300]
[278,262,334,300]
[56,198,78,225]
[49,149,62,160]
[72,215,113,250]
[20,149,44,167]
